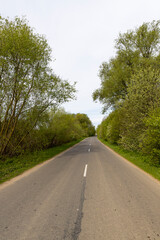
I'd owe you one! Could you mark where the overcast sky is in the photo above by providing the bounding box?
[1,0,160,126]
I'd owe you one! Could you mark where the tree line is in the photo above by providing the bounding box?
[0,16,95,160]
[93,20,160,165]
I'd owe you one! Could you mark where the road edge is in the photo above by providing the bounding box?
[0,138,88,190]
[98,138,160,185]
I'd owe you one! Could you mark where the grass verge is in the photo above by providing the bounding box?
[99,138,160,182]
[0,139,84,184]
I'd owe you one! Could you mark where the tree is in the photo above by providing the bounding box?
[76,113,95,136]
[93,56,133,112]
[96,110,121,143]
[95,20,160,163]
[50,110,85,145]
[116,21,160,58]
[119,66,160,150]
[141,108,160,165]
[93,20,160,112]
[0,16,76,157]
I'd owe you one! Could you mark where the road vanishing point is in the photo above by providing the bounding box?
[0,137,160,240]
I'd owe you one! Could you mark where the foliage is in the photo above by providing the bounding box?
[140,108,160,165]
[0,16,76,157]
[116,20,160,58]
[0,139,83,183]
[96,110,121,143]
[99,139,160,181]
[93,20,160,112]
[95,20,160,165]
[93,55,134,112]
[106,110,121,143]
[50,110,84,145]
[49,110,95,146]
[75,113,95,136]
[119,66,160,151]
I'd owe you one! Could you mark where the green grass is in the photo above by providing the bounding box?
[99,139,160,181]
[0,139,84,184]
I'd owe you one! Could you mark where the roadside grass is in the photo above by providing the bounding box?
[99,139,160,182]
[0,139,84,184]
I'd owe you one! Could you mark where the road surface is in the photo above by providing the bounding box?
[0,137,160,240]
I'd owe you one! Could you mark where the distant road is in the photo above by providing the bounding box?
[0,137,160,240]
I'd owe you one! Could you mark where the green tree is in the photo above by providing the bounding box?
[96,110,121,144]
[12,111,53,153]
[95,20,160,165]
[50,110,84,145]
[76,113,95,136]
[116,21,160,58]
[93,55,136,112]
[119,66,160,150]
[93,20,160,112]
[141,108,160,165]
[0,16,76,157]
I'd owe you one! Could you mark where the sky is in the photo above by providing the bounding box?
[1,0,160,127]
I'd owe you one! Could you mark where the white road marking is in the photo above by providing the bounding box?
[88,148,90,152]
[83,164,88,177]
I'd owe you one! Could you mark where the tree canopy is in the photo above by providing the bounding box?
[93,20,160,112]
[95,20,160,165]
[0,16,76,157]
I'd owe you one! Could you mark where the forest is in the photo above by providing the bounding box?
[93,20,160,166]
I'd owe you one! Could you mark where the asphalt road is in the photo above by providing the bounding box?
[0,137,160,240]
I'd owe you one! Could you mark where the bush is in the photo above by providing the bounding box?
[140,108,160,165]
[97,110,121,144]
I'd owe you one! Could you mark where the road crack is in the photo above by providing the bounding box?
[71,179,86,240]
